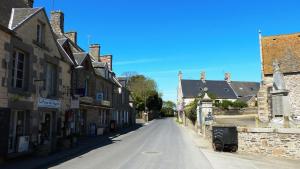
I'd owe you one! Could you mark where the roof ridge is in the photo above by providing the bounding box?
[262,32,300,38]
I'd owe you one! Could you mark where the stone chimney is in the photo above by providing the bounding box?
[100,55,113,71]
[24,0,34,7]
[200,71,206,83]
[89,44,100,61]
[224,72,231,83]
[65,31,77,44]
[50,11,64,35]
[178,71,182,81]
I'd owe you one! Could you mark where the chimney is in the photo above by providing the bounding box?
[200,71,206,83]
[178,71,182,81]
[24,0,34,7]
[224,72,231,83]
[89,44,100,61]
[50,11,64,35]
[65,31,77,44]
[100,55,113,71]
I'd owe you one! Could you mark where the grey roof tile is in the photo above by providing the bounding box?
[181,80,237,99]
[230,81,260,97]
[9,8,42,30]
[73,53,88,65]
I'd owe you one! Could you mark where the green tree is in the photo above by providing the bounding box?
[146,91,163,111]
[161,101,176,117]
[127,75,159,113]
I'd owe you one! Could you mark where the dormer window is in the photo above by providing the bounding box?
[224,88,229,92]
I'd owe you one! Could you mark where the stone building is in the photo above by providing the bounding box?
[0,24,13,159]
[0,0,73,158]
[111,77,135,128]
[257,32,300,125]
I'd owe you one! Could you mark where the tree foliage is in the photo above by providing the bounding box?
[127,75,160,112]
[146,91,163,111]
[161,101,176,117]
[216,100,248,110]
[184,99,199,124]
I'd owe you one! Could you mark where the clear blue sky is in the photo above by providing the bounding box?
[35,0,300,102]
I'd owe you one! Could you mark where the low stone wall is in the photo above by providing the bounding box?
[213,107,257,115]
[238,127,300,159]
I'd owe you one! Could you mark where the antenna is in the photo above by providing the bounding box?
[87,35,91,46]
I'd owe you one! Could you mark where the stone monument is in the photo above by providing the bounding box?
[270,60,290,126]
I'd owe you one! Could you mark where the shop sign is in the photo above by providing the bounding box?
[38,98,61,109]
[101,100,111,107]
[80,96,94,104]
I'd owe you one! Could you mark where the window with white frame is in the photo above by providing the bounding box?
[11,50,25,89]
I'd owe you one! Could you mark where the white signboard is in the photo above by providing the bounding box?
[38,98,61,109]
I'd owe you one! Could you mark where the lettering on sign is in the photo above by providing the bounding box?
[38,98,61,109]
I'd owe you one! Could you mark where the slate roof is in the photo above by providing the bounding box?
[92,62,107,68]
[237,95,255,102]
[57,38,75,65]
[181,80,237,99]
[73,52,89,66]
[9,8,42,30]
[117,77,128,87]
[261,32,300,75]
[230,81,260,98]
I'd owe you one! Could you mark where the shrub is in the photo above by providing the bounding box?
[184,99,199,124]
[232,100,248,108]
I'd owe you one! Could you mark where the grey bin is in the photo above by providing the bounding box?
[212,125,238,152]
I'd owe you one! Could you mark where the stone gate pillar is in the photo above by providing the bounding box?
[197,93,213,135]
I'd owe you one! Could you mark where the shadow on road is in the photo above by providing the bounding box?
[0,123,143,169]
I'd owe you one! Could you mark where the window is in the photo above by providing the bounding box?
[84,79,89,96]
[224,88,229,92]
[36,23,43,43]
[11,50,25,89]
[46,63,57,96]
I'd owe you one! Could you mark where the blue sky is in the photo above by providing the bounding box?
[35,0,300,102]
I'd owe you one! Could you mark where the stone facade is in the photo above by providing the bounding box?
[238,127,300,159]
[0,26,11,108]
[258,73,300,122]
[284,74,300,116]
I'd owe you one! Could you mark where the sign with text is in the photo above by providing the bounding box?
[38,98,61,109]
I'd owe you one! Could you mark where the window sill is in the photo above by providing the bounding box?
[32,40,50,51]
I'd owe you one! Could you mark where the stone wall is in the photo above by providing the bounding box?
[238,127,300,159]
[284,74,300,116]
[213,107,257,115]
[258,73,300,122]
[0,28,10,108]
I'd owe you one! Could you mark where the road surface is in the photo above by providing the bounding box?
[48,118,298,169]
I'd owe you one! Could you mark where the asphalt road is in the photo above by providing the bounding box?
[49,118,213,169]
[48,118,299,169]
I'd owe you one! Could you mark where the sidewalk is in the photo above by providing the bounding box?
[0,124,142,169]
[178,121,300,169]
